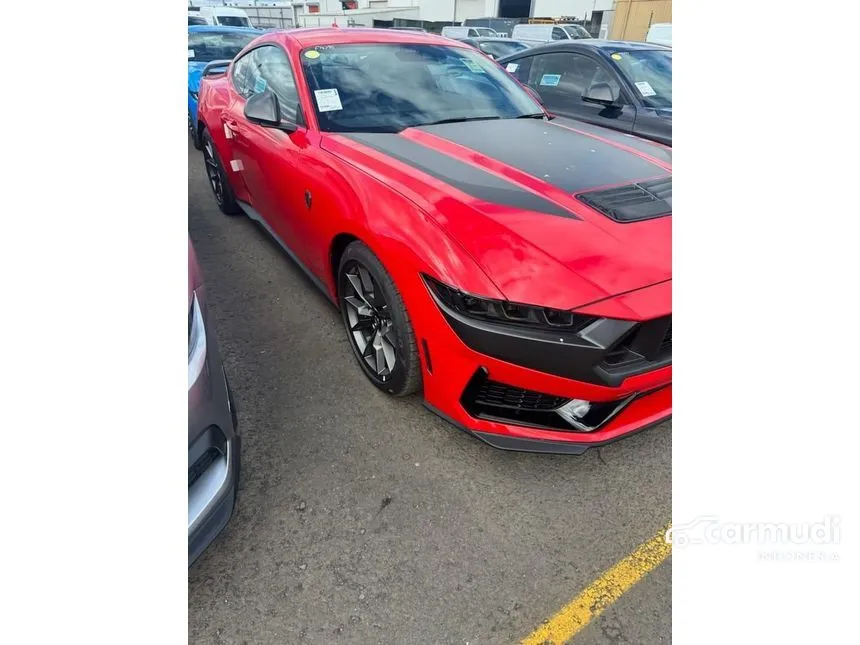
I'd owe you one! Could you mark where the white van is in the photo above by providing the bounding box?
[187,6,254,29]
[441,26,499,39]
[645,23,672,47]
[510,23,591,44]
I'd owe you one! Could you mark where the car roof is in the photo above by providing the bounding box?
[502,38,668,57]
[188,25,262,35]
[466,37,526,43]
[271,27,468,48]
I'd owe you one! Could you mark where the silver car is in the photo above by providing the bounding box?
[188,238,240,565]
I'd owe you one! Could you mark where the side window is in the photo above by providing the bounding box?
[527,52,622,111]
[506,55,533,85]
[551,27,568,40]
[232,52,253,97]
[236,46,302,125]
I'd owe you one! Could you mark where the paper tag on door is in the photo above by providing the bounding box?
[314,88,343,112]
[505,63,519,72]
[634,81,656,97]
[188,49,195,59]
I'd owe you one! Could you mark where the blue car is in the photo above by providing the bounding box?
[188,25,261,148]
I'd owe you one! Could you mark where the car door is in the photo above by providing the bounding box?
[223,44,309,250]
[521,51,637,134]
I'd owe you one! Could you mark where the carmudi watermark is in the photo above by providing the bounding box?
[666,515,840,561]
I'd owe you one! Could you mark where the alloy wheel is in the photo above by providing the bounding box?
[343,262,398,381]
[203,140,224,205]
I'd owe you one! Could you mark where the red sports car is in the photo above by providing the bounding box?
[196,27,671,454]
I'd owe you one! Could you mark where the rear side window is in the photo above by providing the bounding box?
[233,46,302,124]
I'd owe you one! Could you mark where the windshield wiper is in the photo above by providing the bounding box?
[515,112,548,119]
[419,115,502,127]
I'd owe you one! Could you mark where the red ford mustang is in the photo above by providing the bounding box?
[196,27,671,454]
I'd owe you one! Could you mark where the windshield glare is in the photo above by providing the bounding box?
[613,49,672,108]
[188,31,257,62]
[301,44,542,133]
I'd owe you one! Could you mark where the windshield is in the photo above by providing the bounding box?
[474,28,497,37]
[611,49,672,108]
[479,40,528,58]
[217,16,251,28]
[562,25,591,39]
[301,43,542,133]
[188,31,258,63]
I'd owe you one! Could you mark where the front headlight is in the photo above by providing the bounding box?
[423,275,595,332]
[188,291,207,390]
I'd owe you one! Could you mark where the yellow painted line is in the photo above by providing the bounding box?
[521,523,672,645]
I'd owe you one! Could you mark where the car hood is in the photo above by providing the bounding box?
[324,118,671,311]
[188,61,208,93]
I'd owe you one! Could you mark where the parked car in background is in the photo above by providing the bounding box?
[499,40,672,145]
[188,6,254,28]
[441,25,499,39]
[646,23,672,47]
[196,28,671,454]
[457,37,530,59]
[395,26,428,33]
[463,16,521,37]
[510,23,591,45]
[188,25,262,149]
[188,238,240,565]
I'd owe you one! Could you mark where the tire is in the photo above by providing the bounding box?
[338,241,422,397]
[201,128,241,216]
[189,112,203,150]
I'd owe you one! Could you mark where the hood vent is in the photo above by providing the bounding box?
[577,176,672,223]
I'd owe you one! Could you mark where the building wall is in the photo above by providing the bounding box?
[610,0,671,41]
[531,0,615,19]
[302,1,496,23]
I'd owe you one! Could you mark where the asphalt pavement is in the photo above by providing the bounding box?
[188,141,672,645]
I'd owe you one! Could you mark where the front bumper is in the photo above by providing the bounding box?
[418,281,671,454]
[188,287,240,566]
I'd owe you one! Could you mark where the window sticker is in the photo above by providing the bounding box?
[610,53,622,61]
[253,77,267,93]
[540,74,561,87]
[188,49,195,59]
[505,63,519,72]
[462,59,485,73]
[314,88,343,112]
[634,81,656,97]
[304,50,320,59]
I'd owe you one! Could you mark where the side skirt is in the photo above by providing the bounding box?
[237,200,337,306]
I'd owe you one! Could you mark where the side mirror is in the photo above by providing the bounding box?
[244,89,281,127]
[582,82,617,106]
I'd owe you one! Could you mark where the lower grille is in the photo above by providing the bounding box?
[473,379,567,411]
[189,447,221,488]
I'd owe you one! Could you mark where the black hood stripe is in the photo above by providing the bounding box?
[416,119,666,195]
[548,117,672,165]
[342,131,580,220]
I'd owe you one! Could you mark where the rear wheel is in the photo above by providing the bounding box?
[338,242,421,396]
[201,128,241,216]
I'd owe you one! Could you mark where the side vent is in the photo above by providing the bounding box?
[577,176,672,223]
